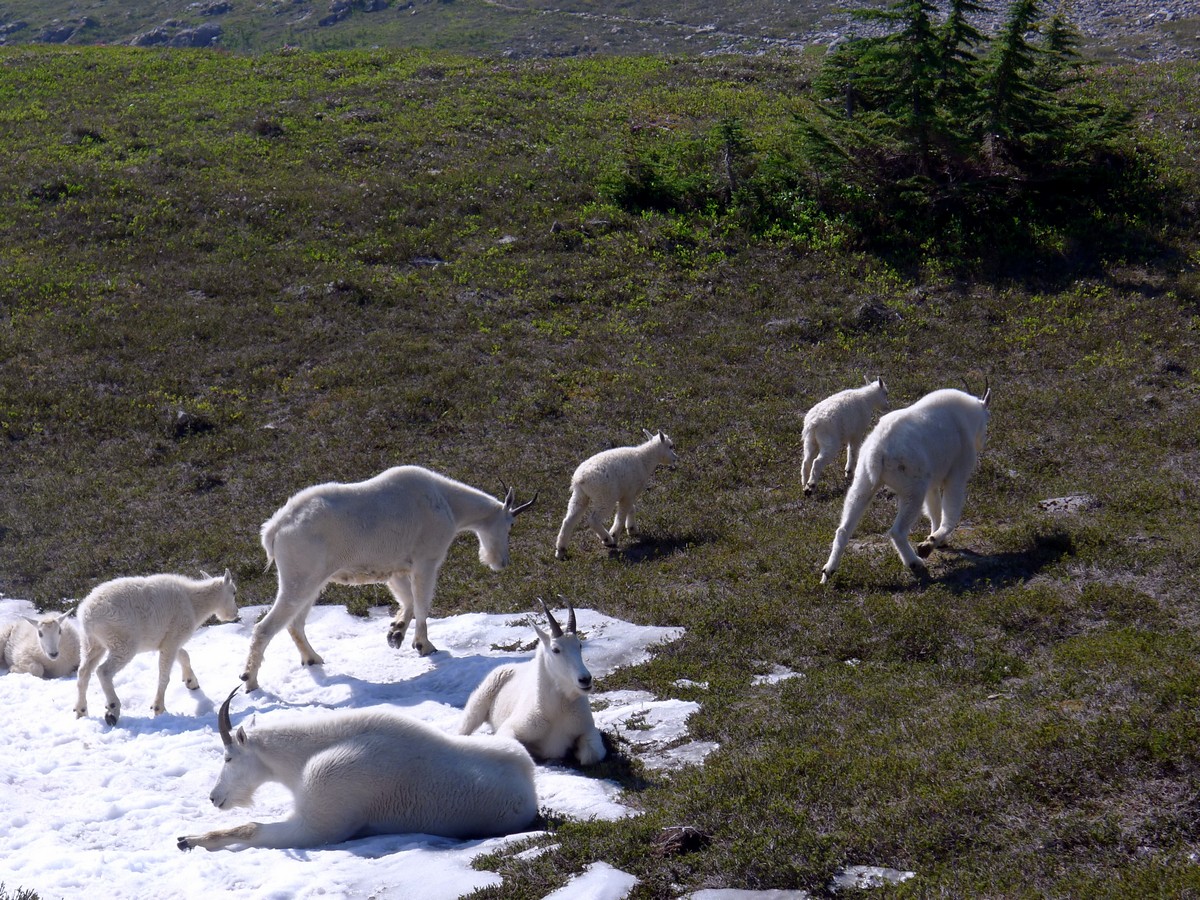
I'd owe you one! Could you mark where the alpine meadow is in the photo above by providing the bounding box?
[2,0,1200,896]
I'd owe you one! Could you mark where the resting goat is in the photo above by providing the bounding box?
[459,598,605,765]
[74,570,239,725]
[242,465,537,691]
[821,386,991,582]
[800,376,889,495]
[0,612,80,678]
[555,430,677,559]
[178,687,539,850]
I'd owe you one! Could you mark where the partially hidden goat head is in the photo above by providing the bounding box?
[865,375,890,411]
[534,597,593,697]
[21,612,71,661]
[212,685,265,810]
[198,568,240,624]
[641,429,679,469]
[478,485,538,572]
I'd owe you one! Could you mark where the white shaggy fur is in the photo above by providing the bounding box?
[801,376,890,495]
[74,570,239,725]
[459,599,605,765]
[241,466,536,691]
[178,690,538,851]
[821,387,991,582]
[0,612,80,678]
[555,430,678,558]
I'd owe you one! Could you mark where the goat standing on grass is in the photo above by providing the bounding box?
[0,612,80,678]
[74,570,238,725]
[555,430,677,559]
[801,376,889,495]
[242,465,536,691]
[821,386,991,583]
[178,687,539,850]
[459,598,606,765]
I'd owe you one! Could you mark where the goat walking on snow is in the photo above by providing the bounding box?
[242,465,536,691]
[460,598,605,764]
[74,570,239,725]
[178,687,538,850]
[801,376,889,495]
[555,430,678,559]
[821,386,991,583]
[0,612,80,678]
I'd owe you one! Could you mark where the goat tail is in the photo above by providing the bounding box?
[259,510,283,572]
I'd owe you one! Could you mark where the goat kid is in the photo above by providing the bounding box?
[801,376,889,495]
[459,598,605,765]
[0,612,80,678]
[178,687,539,850]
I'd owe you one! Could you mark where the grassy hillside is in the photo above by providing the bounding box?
[2,46,1200,897]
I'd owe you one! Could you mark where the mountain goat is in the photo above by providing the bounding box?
[821,386,991,583]
[0,612,80,678]
[177,687,539,851]
[801,376,889,495]
[74,570,239,725]
[555,429,678,559]
[242,465,536,691]
[459,598,605,765]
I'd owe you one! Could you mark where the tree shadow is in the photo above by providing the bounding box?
[936,528,1075,594]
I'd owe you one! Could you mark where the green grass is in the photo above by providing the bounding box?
[1,46,1199,898]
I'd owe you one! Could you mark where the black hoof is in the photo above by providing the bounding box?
[104,712,119,726]
[387,629,404,649]
[177,837,193,852]
[803,485,813,497]
[916,541,934,559]
[240,672,250,682]
[555,547,568,560]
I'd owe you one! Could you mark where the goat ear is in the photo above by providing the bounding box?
[642,428,654,440]
[531,620,550,645]
[236,726,248,745]
[21,615,38,627]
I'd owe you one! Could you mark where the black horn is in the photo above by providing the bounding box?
[218,684,241,747]
[538,597,563,638]
[557,594,577,633]
[510,491,538,516]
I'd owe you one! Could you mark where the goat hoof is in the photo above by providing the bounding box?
[909,560,929,579]
[916,541,935,559]
[104,711,119,726]
[555,547,568,560]
[177,837,194,852]
[803,485,813,497]
[386,628,405,649]
[819,568,830,584]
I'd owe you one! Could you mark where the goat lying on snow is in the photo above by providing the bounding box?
[242,465,537,691]
[459,598,605,765]
[74,570,238,725]
[821,386,991,582]
[0,612,80,678]
[178,687,539,850]
[555,429,678,559]
[801,376,889,495]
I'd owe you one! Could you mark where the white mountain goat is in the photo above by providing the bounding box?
[801,376,890,495]
[821,386,992,583]
[555,429,678,558]
[0,612,80,678]
[242,465,537,691]
[177,687,539,851]
[459,598,606,765]
[74,570,239,725]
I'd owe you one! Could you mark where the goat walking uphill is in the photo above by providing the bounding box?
[178,687,538,850]
[555,430,677,558]
[821,386,991,582]
[242,465,536,691]
[460,598,605,765]
[801,376,889,495]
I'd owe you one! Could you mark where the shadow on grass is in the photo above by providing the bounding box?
[612,531,718,564]
[938,528,1075,594]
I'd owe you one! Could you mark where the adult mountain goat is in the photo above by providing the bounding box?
[242,465,536,691]
[821,386,991,583]
[74,570,239,725]
[555,430,678,559]
[801,376,889,495]
[459,598,606,765]
[0,612,80,678]
[177,687,539,851]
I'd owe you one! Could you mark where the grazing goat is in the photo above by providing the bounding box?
[177,687,538,850]
[74,570,239,725]
[459,598,605,765]
[555,430,678,558]
[0,612,80,678]
[821,386,991,582]
[801,376,889,495]
[242,465,536,691]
